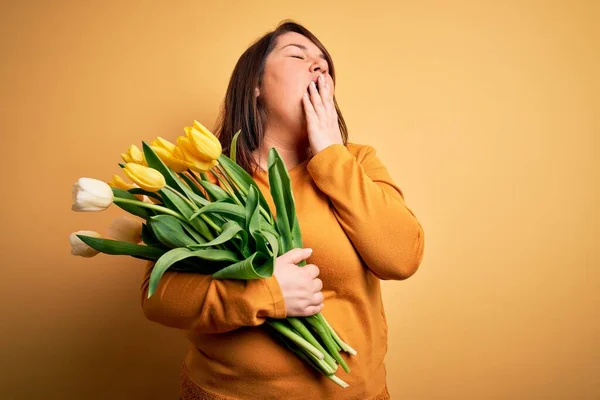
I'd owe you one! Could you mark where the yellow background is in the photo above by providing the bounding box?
[1,0,598,398]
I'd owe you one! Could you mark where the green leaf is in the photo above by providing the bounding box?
[211,167,246,206]
[111,188,151,219]
[159,188,195,219]
[128,188,163,202]
[260,229,279,257]
[190,202,245,225]
[218,154,273,221]
[187,190,211,208]
[180,221,207,244]
[147,215,198,248]
[211,251,274,280]
[142,142,205,207]
[267,148,296,253]
[230,130,240,163]
[141,223,164,247]
[179,173,210,205]
[260,218,279,240]
[246,186,261,233]
[148,248,239,298]
[142,142,188,194]
[77,235,165,260]
[188,221,243,248]
[199,180,230,202]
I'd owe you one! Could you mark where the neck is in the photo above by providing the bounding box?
[252,122,312,172]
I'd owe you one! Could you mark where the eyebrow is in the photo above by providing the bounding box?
[281,43,326,60]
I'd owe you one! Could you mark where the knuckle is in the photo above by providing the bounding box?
[314,292,324,304]
[314,278,323,290]
[304,307,317,317]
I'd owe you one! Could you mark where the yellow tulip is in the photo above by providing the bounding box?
[151,137,177,153]
[123,163,165,192]
[150,137,190,173]
[108,174,146,201]
[121,144,146,165]
[108,174,135,191]
[184,120,222,162]
[176,136,217,173]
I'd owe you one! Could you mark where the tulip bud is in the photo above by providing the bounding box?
[108,174,135,191]
[108,174,148,201]
[69,230,102,257]
[121,144,146,165]
[72,178,114,212]
[185,120,222,162]
[151,137,177,153]
[150,143,190,173]
[123,163,166,192]
[176,135,217,173]
[108,216,143,244]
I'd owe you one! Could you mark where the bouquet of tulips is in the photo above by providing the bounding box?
[70,120,356,387]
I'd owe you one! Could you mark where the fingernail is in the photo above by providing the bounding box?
[303,93,308,98]
[306,248,313,253]
[319,75,324,82]
[310,81,316,87]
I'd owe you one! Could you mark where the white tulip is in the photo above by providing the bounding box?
[72,177,114,211]
[70,230,102,257]
[108,216,143,244]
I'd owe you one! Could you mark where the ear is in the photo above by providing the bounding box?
[254,87,260,97]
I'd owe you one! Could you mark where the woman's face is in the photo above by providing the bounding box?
[258,32,333,133]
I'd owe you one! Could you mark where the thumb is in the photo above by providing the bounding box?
[280,247,313,265]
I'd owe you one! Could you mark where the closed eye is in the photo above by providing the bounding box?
[290,55,304,59]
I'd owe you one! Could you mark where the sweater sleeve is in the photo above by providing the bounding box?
[306,144,425,280]
[140,261,287,333]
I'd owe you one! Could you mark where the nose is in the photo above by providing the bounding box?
[310,58,327,75]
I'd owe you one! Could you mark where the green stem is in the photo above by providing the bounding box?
[164,186,198,210]
[327,375,349,388]
[288,318,337,370]
[265,322,348,388]
[211,166,243,206]
[215,165,273,224]
[163,186,223,234]
[218,163,248,197]
[266,324,337,378]
[187,169,202,186]
[319,313,357,355]
[306,315,350,373]
[266,320,324,360]
[201,214,222,234]
[113,198,184,221]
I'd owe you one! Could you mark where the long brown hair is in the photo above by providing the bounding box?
[214,20,349,175]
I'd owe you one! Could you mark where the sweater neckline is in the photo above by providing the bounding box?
[253,157,311,178]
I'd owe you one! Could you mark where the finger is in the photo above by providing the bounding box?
[317,74,333,108]
[313,278,323,292]
[302,93,318,123]
[282,247,313,265]
[303,303,324,317]
[312,291,324,305]
[308,81,325,116]
[305,264,320,279]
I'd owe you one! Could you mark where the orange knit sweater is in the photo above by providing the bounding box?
[141,143,425,400]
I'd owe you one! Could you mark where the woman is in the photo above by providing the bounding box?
[141,20,425,400]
